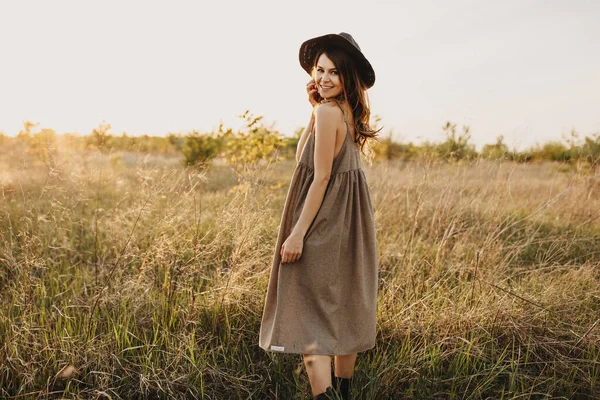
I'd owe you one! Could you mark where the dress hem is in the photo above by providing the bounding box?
[258,342,376,356]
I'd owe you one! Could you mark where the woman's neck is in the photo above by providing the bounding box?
[321,96,344,104]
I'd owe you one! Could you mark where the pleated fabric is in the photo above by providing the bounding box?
[259,103,378,355]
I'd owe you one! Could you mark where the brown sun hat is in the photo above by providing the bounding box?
[299,32,376,89]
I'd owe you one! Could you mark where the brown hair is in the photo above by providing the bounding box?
[312,48,381,154]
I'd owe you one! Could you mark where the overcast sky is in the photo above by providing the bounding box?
[1,0,599,150]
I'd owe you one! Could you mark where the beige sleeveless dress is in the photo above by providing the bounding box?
[259,101,378,355]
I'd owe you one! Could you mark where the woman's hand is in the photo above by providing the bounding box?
[280,231,304,263]
[306,79,320,108]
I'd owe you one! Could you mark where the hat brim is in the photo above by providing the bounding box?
[299,33,375,89]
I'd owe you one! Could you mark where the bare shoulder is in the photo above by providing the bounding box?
[314,102,343,121]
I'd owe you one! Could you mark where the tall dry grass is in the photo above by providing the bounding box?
[0,146,599,399]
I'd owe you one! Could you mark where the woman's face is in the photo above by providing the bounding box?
[314,53,343,99]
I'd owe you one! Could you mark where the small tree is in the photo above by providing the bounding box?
[373,132,416,161]
[581,133,600,168]
[530,141,569,162]
[17,121,38,145]
[28,128,58,167]
[436,121,477,161]
[481,135,510,160]
[167,132,185,152]
[221,111,285,186]
[181,131,223,168]
[281,126,303,160]
[87,122,112,152]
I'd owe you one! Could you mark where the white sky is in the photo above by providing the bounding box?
[1,0,599,150]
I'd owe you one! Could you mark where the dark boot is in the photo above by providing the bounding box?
[332,375,351,400]
[337,377,350,400]
[313,386,336,399]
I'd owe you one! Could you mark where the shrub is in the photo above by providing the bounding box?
[87,123,112,152]
[531,141,570,162]
[28,128,58,167]
[181,131,223,168]
[373,132,419,161]
[436,121,477,161]
[481,135,510,160]
[581,133,600,167]
[221,111,285,181]
[167,132,185,152]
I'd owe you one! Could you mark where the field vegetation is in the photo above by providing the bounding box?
[1,116,599,399]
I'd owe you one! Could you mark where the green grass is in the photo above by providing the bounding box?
[1,148,599,399]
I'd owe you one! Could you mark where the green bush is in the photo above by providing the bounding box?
[221,111,285,180]
[86,123,112,152]
[436,122,477,161]
[581,133,600,167]
[531,141,570,162]
[481,135,510,160]
[167,132,185,152]
[181,131,223,168]
[373,132,418,161]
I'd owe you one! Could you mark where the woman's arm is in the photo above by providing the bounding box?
[280,104,338,263]
[295,78,320,163]
[295,113,315,163]
[291,105,337,236]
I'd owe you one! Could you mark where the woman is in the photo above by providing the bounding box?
[259,32,379,400]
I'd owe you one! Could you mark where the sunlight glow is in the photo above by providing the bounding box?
[0,1,599,151]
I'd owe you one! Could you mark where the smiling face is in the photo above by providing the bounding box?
[314,52,343,100]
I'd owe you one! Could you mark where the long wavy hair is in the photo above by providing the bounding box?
[312,48,381,154]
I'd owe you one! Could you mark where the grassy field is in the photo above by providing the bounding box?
[1,145,599,399]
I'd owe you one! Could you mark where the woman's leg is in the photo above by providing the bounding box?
[333,353,357,399]
[303,354,333,397]
[334,353,357,378]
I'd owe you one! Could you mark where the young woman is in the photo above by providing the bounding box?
[259,32,379,400]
